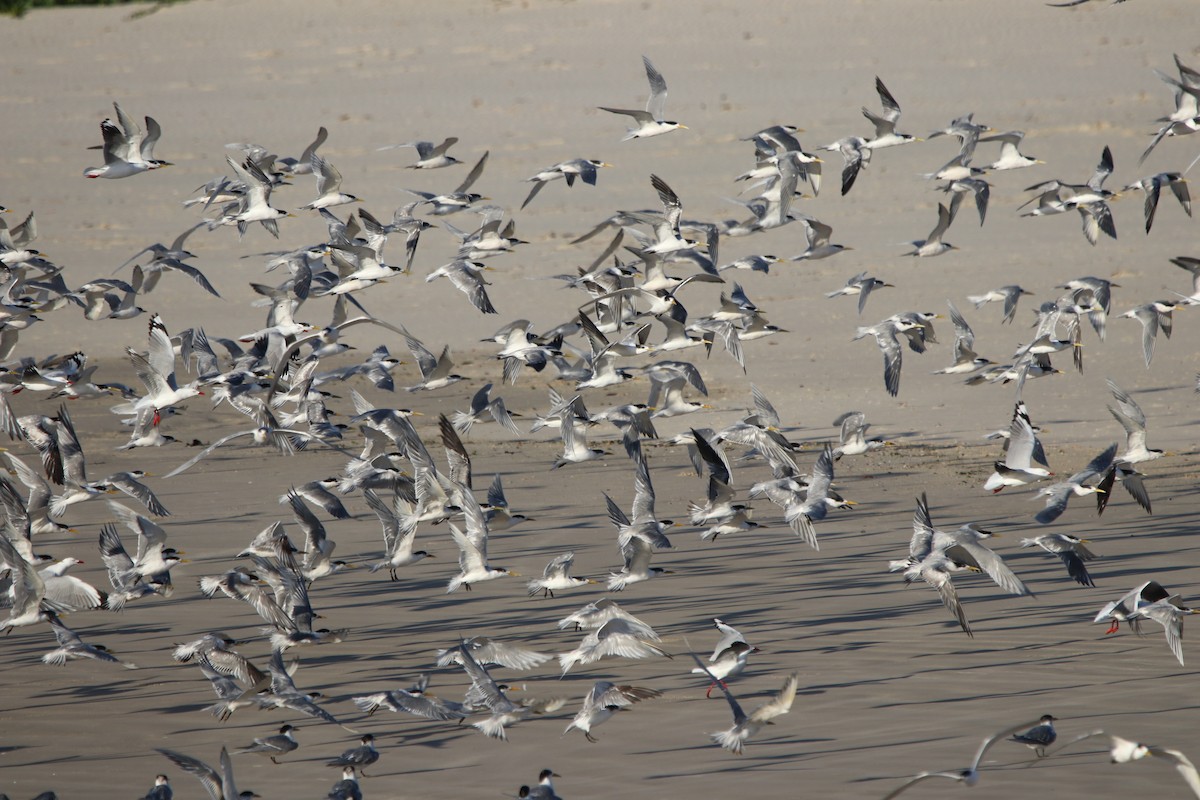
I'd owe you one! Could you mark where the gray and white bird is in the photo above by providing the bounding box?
[967,285,1032,325]
[42,612,138,668]
[1009,715,1058,757]
[854,317,923,397]
[521,159,611,209]
[599,56,686,140]
[1108,379,1168,464]
[1123,172,1190,233]
[300,154,359,210]
[826,272,893,316]
[156,747,254,800]
[526,552,596,598]
[233,725,299,764]
[863,77,919,150]
[1019,534,1098,587]
[984,404,1052,493]
[379,137,461,169]
[1032,443,1116,524]
[690,617,759,697]
[881,718,1052,799]
[832,411,890,459]
[563,681,662,742]
[325,735,379,776]
[906,203,957,257]
[689,654,798,756]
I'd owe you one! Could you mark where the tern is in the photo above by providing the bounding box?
[984,404,1052,492]
[599,56,686,140]
[378,137,461,169]
[83,102,171,179]
[882,718,1051,798]
[564,681,662,742]
[1019,534,1098,587]
[690,618,759,697]
[1009,715,1059,757]
[233,725,299,764]
[689,654,798,756]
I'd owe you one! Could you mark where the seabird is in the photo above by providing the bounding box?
[599,56,687,140]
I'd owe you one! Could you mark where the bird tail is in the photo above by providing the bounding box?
[711,727,747,755]
[473,717,510,740]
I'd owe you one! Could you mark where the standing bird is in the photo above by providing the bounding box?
[599,56,687,140]
[233,725,299,764]
[325,735,379,777]
[1009,714,1059,758]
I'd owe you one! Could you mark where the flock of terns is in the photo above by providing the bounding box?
[1,24,1200,800]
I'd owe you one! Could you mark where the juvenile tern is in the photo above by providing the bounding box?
[233,725,299,764]
[599,56,686,140]
[521,159,611,210]
[1009,715,1058,757]
[325,735,379,776]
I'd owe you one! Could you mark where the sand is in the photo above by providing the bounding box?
[1,1,1199,798]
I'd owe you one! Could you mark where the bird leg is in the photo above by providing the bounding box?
[585,732,598,743]
[1105,620,1119,635]
[705,680,728,699]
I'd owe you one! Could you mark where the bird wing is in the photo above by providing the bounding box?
[749,672,798,723]
[642,55,669,121]
[156,749,223,800]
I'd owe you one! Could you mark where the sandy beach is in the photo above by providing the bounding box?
[2,1,1199,798]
